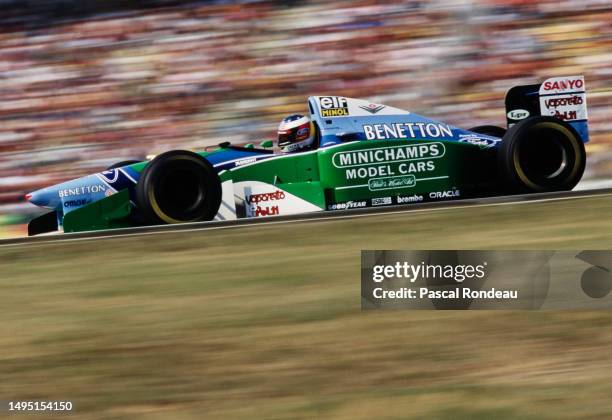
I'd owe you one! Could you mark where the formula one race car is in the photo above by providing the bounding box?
[27,75,589,235]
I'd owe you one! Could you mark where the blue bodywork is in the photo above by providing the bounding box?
[307,97,502,149]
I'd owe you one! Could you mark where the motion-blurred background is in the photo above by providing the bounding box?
[3,3,612,416]
[0,0,610,236]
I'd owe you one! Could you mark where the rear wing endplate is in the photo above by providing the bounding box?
[505,76,588,142]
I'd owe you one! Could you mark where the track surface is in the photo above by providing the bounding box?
[3,188,611,247]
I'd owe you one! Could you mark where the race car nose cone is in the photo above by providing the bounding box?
[26,188,53,208]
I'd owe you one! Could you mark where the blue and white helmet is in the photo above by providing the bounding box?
[277,114,315,153]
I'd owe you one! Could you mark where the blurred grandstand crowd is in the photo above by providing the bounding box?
[0,0,610,232]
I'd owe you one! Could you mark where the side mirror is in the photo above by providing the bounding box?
[259,140,274,149]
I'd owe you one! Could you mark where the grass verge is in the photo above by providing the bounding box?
[2,196,612,419]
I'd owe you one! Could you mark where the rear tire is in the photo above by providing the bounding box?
[135,150,221,224]
[498,116,585,193]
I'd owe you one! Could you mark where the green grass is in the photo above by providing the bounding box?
[2,196,612,419]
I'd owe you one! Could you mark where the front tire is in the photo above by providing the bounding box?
[135,150,222,224]
[498,116,585,193]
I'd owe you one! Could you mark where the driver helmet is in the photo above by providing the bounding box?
[277,114,315,153]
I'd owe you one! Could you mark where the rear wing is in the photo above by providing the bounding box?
[505,76,588,142]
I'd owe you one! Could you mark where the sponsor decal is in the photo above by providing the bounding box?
[429,189,460,200]
[542,77,584,93]
[346,161,435,181]
[97,168,136,191]
[319,96,349,117]
[333,143,443,181]
[333,143,444,168]
[58,184,107,198]
[396,194,423,204]
[328,201,367,210]
[253,206,279,217]
[63,199,92,208]
[372,197,392,206]
[552,110,577,121]
[247,190,286,204]
[459,134,499,148]
[99,170,119,184]
[539,92,587,122]
[246,190,286,217]
[507,109,530,120]
[237,181,323,219]
[362,123,453,140]
[235,157,258,167]
[369,175,416,191]
[543,95,583,108]
[283,142,304,153]
[359,104,385,114]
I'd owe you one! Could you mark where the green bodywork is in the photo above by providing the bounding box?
[63,189,133,233]
[224,139,494,204]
